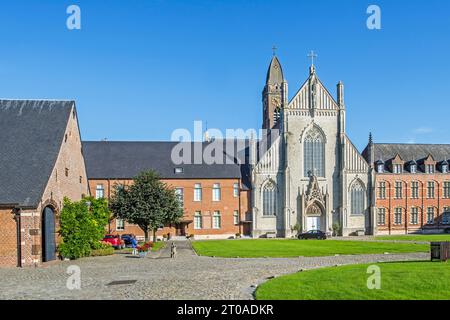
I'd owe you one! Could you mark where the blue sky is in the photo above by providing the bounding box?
[0,0,449,151]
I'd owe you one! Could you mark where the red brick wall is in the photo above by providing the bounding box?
[0,209,17,267]
[88,178,252,239]
[375,173,450,234]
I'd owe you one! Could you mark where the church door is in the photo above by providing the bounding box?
[306,217,321,231]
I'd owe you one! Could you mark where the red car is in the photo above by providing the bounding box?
[102,234,125,249]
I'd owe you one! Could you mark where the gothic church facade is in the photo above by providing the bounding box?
[252,56,372,237]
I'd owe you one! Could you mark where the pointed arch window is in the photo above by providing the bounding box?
[273,107,281,125]
[304,127,325,177]
[350,181,365,215]
[262,181,277,216]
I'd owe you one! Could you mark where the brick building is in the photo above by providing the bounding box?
[363,140,450,235]
[82,141,252,240]
[0,100,89,267]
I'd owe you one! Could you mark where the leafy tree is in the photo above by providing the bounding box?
[59,196,111,259]
[110,170,184,242]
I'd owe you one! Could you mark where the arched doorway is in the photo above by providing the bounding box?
[305,202,324,231]
[42,206,56,262]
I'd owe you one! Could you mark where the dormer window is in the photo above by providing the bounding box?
[426,164,435,174]
[443,164,449,173]
[410,164,417,174]
[377,164,384,173]
[375,160,385,173]
[174,167,184,174]
[393,164,402,174]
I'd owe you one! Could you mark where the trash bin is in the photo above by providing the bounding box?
[431,242,450,261]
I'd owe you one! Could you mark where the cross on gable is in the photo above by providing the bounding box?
[307,50,318,66]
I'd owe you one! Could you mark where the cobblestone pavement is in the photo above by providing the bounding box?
[0,241,428,300]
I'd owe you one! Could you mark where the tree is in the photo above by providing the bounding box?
[59,196,111,259]
[109,170,184,242]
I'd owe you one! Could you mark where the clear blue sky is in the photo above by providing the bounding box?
[0,0,449,151]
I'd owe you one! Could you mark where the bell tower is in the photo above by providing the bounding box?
[262,50,288,130]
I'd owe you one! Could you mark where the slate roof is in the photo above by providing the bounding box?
[0,100,74,207]
[82,140,252,190]
[372,143,450,163]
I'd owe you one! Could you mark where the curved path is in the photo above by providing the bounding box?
[0,241,428,300]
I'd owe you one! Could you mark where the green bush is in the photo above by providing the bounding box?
[59,197,111,260]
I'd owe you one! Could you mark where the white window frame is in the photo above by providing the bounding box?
[212,183,221,202]
[95,184,105,199]
[213,211,221,229]
[116,218,125,231]
[194,211,202,229]
[194,183,202,202]
[233,183,239,198]
[233,210,239,225]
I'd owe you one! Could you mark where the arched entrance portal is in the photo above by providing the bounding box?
[305,202,324,232]
[42,206,56,262]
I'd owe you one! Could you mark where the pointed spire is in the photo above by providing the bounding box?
[266,55,284,85]
[369,132,373,145]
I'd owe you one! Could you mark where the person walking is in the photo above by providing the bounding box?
[131,235,138,256]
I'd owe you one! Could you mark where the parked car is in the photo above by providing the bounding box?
[121,234,134,246]
[102,234,125,249]
[298,230,327,240]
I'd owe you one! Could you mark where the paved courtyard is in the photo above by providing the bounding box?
[0,241,428,300]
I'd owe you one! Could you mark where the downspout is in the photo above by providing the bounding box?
[14,206,22,268]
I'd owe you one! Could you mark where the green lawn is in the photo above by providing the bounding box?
[256,261,450,300]
[191,239,428,258]
[376,234,450,242]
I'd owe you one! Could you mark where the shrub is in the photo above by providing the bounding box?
[90,248,114,257]
[59,197,111,260]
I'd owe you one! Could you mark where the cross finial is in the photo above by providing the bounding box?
[308,50,318,66]
[272,45,277,56]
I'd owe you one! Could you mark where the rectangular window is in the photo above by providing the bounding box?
[426,164,435,174]
[213,211,221,229]
[411,181,419,199]
[378,182,386,199]
[233,210,239,225]
[233,183,239,198]
[175,188,184,206]
[427,181,435,199]
[443,208,450,225]
[194,211,202,229]
[395,182,402,199]
[95,184,105,199]
[212,183,221,201]
[410,165,417,173]
[194,183,202,202]
[394,208,402,225]
[116,219,125,231]
[444,182,450,199]
[377,208,386,226]
[410,207,419,225]
[427,207,434,224]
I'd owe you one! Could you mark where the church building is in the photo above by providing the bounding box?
[252,55,372,238]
